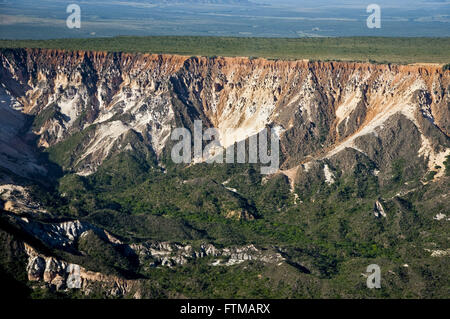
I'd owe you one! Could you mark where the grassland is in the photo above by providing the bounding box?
[1,36,449,64]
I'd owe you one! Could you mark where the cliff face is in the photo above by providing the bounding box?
[0,48,449,298]
[1,48,448,180]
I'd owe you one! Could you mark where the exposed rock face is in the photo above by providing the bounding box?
[130,242,284,268]
[0,184,47,214]
[0,84,47,178]
[0,49,186,175]
[7,214,118,250]
[24,244,138,297]
[225,209,255,221]
[433,213,449,221]
[0,49,448,182]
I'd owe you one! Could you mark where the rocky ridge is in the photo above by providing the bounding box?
[0,49,448,183]
[1,209,286,297]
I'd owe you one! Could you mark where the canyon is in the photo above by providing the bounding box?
[1,49,448,180]
[0,48,449,298]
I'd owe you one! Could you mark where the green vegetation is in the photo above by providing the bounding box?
[391,158,406,185]
[0,229,31,298]
[444,155,450,176]
[1,36,449,64]
[75,230,138,276]
[43,146,446,258]
[2,142,449,298]
[46,126,96,171]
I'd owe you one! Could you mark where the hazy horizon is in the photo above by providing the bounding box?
[0,0,449,39]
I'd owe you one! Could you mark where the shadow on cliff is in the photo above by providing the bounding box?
[0,106,66,216]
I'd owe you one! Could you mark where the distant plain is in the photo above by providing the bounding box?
[0,0,449,39]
